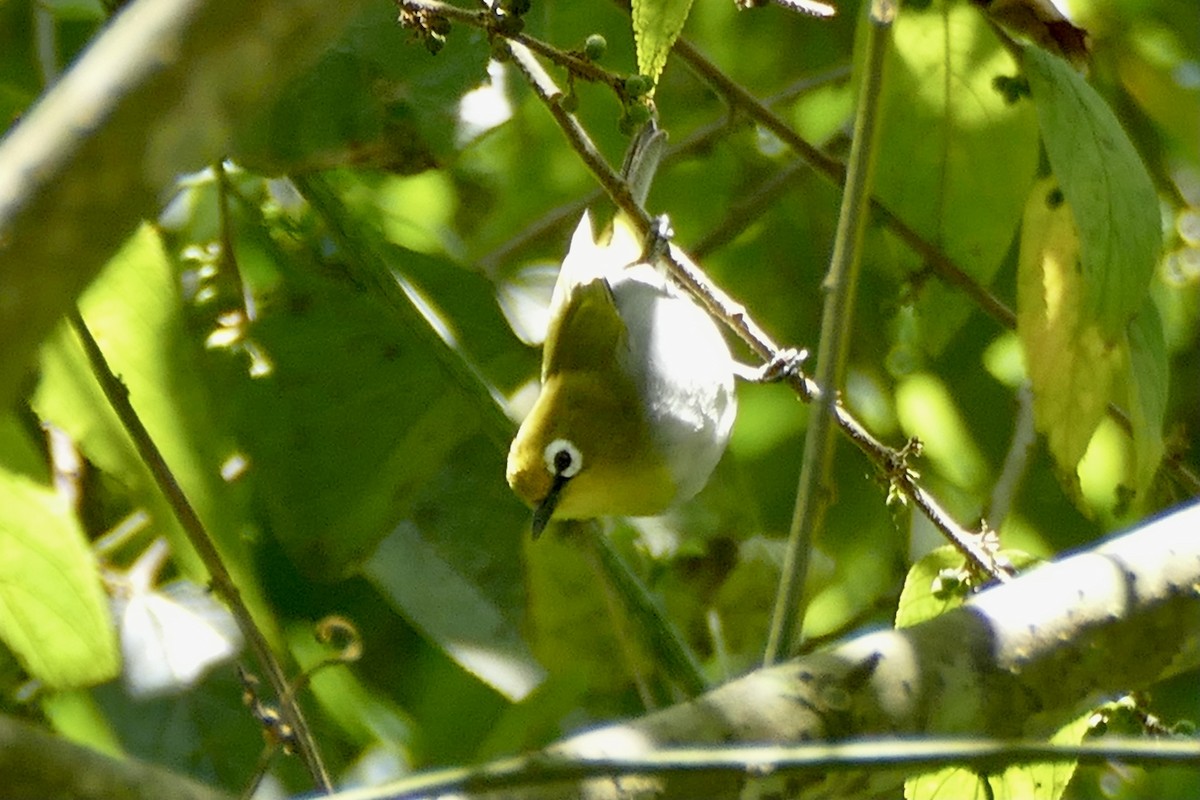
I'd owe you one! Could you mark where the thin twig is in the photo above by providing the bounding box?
[322,737,1200,800]
[669,36,1018,330]
[477,65,850,273]
[691,159,807,259]
[68,310,333,792]
[401,0,622,89]
[765,0,896,665]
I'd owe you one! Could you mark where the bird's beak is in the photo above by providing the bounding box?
[531,473,569,539]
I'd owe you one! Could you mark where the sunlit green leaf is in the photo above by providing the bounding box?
[34,226,259,602]
[906,712,1091,800]
[897,547,1039,629]
[0,472,118,687]
[895,546,970,629]
[633,0,695,90]
[873,0,1039,353]
[1024,46,1162,340]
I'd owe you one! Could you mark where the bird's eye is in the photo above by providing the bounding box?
[544,439,583,479]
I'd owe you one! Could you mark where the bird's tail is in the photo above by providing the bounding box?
[619,118,667,208]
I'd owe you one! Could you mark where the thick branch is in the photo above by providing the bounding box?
[333,499,1200,799]
[0,714,233,800]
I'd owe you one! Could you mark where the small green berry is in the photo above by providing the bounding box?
[560,92,579,113]
[618,112,636,136]
[623,74,653,98]
[584,34,607,61]
[625,101,651,126]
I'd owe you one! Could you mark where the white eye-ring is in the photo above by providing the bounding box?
[544,439,583,479]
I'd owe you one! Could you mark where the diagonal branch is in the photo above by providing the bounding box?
[765,0,896,665]
[319,498,1200,800]
[69,311,332,791]
[491,17,1008,582]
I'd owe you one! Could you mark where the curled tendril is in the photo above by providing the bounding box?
[314,615,363,664]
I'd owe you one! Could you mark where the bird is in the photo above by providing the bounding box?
[506,122,738,537]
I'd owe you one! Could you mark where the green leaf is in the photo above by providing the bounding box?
[524,525,649,693]
[0,471,118,687]
[234,264,482,576]
[1017,178,1125,476]
[895,547,971,628]
[41,0,106,21]
[1125,301,1168,498]
[633,0,695,90]
[898,546,1040,629]
[232,1,489,173]
[366,516,544,703]
[906,712,1091,800]
[872,1,1039,353]
[1024,46,1162,340]
[0,412,47,480]
[34,226,259,599]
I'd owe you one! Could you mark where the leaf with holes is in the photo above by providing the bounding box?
[1024,46,1161,341]
[872,1,1039,353]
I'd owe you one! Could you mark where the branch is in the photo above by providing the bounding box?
[322,739,1200,800]
[321,498,1200,800]
[765,0,895,664]
[488,14,1008,581]
[0,714,234,800]
[69,312,332,791]
[0,0,376,408]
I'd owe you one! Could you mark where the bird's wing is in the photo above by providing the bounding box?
[542,275,627,380]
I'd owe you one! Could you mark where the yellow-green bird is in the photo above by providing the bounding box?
[506,124,737,536]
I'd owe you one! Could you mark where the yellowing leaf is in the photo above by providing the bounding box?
[0,472,118,687]
[633,0,695,90]
[1017,178,1125,475]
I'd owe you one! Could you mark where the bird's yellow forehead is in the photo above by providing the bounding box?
[506,377,569,508]
[505,373,675,521]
